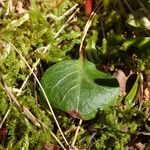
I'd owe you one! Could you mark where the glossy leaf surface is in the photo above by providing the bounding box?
[40,59,119,120]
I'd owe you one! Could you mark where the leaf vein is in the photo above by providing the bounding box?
[51,71,78,91]
[59,84,79,106]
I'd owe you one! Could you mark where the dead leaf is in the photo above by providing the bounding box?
[16,1,25,14]
[113,70,129,92]
[144,81,150,101]
[133,142,146,150]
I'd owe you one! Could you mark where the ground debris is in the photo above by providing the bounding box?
[16,1,26,14]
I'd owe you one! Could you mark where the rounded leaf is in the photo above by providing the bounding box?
[40,59,119,120]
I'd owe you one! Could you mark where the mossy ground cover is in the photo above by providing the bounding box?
[0,0,150,149]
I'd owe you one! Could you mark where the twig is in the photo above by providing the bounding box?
[0,107,11,129]
[79,11,95,55]
[34,68,38,105]
[79,0,103,56]
[71,119,83,149]
[3,37,69,147]
[59,4,79,20]
[40,121,66,150]
[137,132,150,136]
[45,4,79,21]
[17,44,51,96]
[54,7,80,38]
[123,0,134,12]
[49,131,66,150]
[17,59,40,96]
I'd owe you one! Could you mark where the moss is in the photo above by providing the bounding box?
[0,0,149,149]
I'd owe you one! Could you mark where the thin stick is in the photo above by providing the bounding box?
[71,5,98,149]
[45,4,79,21]
[0,107,11,129]
[50,131,66,150]
[79,12,95,55]
[3,37,69,147]
[71,119,83,148]
[59,4,79,20]
[17,59,40,96]
[54,7,80,38]
[34,68,38,105]
[39,122,66,150]
[123,0,133,12]
[137,132,150,136]
[17,44,51,96]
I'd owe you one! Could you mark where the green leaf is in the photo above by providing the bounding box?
[125,75,140,109]
[40,59,119,120]
[123,37,150,57]
[123,37,150,50]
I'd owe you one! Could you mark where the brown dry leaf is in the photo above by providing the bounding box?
[113,70,128,92]
[144,81,150,101]
[133,142,146,150]
[16,1,25,14]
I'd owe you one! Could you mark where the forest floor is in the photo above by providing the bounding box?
[0,0,150,150]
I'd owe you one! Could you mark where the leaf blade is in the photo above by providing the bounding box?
[40,59,119,120]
